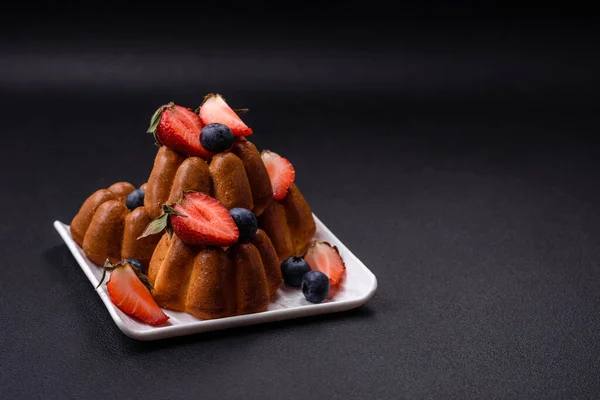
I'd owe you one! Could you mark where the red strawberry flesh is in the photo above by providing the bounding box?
[171,192,239,246]
[199,94,252,136]
[106,265,169,326]
[155,104,215,160]
[261,150,296,200]
[304,241,346,286]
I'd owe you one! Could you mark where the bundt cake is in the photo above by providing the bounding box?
[69,95,324,323]
[70,182,161,266]
[258,184,316,261]
[147,228,281,319]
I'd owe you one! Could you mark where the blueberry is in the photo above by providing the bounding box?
[281,257,311,287]
[200,123,235,153]
[229,208,258,242]
[124,258,145,274]
[126,189,146,210]
[301,270,330,303]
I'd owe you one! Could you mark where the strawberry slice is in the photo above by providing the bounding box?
[148,102,215,160]
[261,150,296,200]
[198,94,252,136]
[304,241,346,287]
[139,192,239,246]
[105,262,169,326]
[171,193,239,246]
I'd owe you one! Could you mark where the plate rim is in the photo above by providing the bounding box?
[53,215,377,341]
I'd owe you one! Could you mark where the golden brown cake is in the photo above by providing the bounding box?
[69,96,325,322]
[70,182,161,266]
[147,228,280,319]
[144,138,272,219]
[258,184,316,260]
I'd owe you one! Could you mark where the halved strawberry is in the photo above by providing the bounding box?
[105,262,170,326]
[304,241,346,286]
[261,150,295,200]
[171,193,239,246]
[198,94,252,136]
[148,102,215,160]
[138,192,239,247]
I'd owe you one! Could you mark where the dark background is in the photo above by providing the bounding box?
[1,2,600,399]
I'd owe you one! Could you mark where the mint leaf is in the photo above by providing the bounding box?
[137,213,169,239]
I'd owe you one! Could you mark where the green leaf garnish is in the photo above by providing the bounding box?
[137,213,169,239]
[137,203,187,240]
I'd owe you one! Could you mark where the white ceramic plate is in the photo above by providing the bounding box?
[53,215,377,341]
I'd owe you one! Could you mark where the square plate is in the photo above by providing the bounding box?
[53,215,377,341]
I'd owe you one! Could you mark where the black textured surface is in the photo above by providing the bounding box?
[1,6,600,399]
